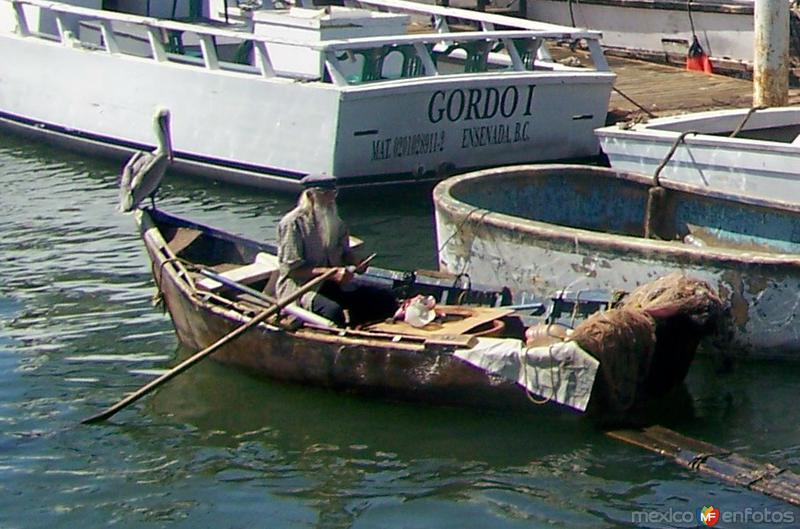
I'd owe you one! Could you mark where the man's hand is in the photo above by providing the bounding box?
[332,266,354,284]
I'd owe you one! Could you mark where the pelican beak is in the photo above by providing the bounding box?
[162,118,174,162]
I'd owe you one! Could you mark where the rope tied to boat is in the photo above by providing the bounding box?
[518,341,560,406]
[436,206,491,257]
[612,87,657,119]
[652,129,700,185]
[436,206,492,279]
[152,255,195,309]
[729,106,767,138]
[644,130,700,239]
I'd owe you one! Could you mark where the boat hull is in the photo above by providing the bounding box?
[526,0,787,76]
[596,107,800,204]
[434,164,800,360]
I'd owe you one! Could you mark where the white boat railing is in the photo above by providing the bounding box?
[350,0,601,38]
[4,0,611,86]
[348,0,610,71]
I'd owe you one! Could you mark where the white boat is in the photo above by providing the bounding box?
[525,0,799,77]
[596,106,800,203]
[0,0,614,190]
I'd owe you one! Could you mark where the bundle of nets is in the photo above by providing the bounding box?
[570,273,723,415]
[619,272,722,332]
[571,308,656,414]
[621,272,723,395]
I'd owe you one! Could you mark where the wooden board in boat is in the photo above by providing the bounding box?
[367,305,513,337]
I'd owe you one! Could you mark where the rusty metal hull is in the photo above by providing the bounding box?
[434,164,800,360]
[136,210,547,410]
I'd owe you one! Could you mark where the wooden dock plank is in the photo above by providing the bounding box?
[606,55,800,119]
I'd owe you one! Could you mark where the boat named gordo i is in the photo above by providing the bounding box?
[0,0,614,190]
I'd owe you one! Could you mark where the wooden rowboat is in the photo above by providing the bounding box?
[135,209,620,407]
[135,207,712,416]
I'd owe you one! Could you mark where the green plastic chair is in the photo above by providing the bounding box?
[233,40,254,65]
[513,39,537,70]
[440,40,490,73]
[336,47,388,83]
[165,30,185,54]
[355,47,388,82]
[386,44,431,78]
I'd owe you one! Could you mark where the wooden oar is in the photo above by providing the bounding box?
[198,268,336,328]
[81,267,337,424]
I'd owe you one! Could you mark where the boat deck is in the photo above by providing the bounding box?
[605,54,800,121]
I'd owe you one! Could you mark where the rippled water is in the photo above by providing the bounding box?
[2,130,800,528]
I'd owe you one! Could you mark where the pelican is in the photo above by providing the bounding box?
[118,107,173,212]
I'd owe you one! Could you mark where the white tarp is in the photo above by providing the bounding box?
[454,337,599,412]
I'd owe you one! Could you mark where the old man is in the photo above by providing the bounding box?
[276,173,397,327]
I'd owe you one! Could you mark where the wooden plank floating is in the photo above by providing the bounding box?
[608,425,800,507]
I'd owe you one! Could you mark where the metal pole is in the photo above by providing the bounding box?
[753,0,789,107]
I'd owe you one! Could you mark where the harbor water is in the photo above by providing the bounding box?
[2,130,800,528]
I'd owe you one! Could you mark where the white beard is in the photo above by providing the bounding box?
[313,200,344,250]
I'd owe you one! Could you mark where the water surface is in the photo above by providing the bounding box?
[1,131,799,528]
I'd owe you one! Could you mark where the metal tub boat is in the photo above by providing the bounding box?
[434,164,800,360]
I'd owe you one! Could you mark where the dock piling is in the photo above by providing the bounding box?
[754,0,789,107]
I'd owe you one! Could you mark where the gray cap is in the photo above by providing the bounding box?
[301,173,337,190]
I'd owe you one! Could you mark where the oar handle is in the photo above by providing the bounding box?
[347,252,377,274]
[81,267,337,425]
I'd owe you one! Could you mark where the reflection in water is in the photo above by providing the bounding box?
[1,129,800,528]
[144,350,630,528]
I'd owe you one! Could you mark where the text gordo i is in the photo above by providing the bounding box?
[427,85,535,124]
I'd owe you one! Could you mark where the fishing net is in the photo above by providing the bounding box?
[621,273,723,396]
[620,272,722,331]
[571,307,656,414]
[571,273,723,414]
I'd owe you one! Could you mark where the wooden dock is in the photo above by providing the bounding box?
[606,55,800,120]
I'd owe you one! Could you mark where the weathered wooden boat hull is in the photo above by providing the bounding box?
[137,209,579,410]
[434,164,800,360]
[154,262,529,408]
[596,107,800,204]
